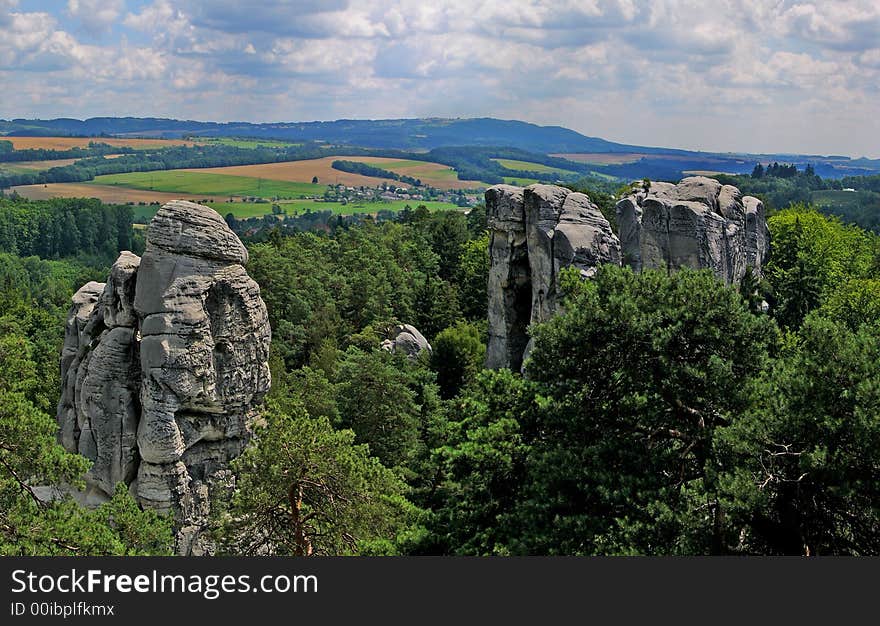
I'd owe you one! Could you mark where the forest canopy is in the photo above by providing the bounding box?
[1,188,879,556]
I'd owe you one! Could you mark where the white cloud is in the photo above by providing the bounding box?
[776,1,880,51]
[68,0,124,36]
[1,0,879,156]
[0,10,76,71]
[858,48,880,68]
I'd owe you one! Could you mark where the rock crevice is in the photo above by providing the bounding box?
[486,184,620,371]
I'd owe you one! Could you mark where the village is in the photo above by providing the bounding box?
[317,181,479,207]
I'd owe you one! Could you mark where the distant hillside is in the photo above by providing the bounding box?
[2,116,878,180]
[0,116,688,155]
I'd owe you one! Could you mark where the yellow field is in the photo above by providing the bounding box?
[182,157,401,188]
[10,183,214,204]
[2,136,196,150]
[349,156,483,189]
[182,156,484,190]
[554,152,726,165]
[3,158,79,170]
[551,153,645,165]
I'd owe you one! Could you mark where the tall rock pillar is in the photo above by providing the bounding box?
[57,200,271,554]
[485,184,621,371]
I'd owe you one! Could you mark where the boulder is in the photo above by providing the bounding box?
[381,324,432,358]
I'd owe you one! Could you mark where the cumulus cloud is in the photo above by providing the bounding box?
[776,1,880,51]
[858,48,880,68]
[67,0,124,36]
[0,10,79,71]
[0,0,878,156]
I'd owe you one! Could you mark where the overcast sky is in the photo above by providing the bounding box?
[1,0,878,157]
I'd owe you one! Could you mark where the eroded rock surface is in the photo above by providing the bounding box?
[57,200,271,554]
[485,178,768,371]
[486,184,620,370]
[616,176,769,284]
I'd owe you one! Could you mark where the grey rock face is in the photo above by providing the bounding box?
[56,201,271,553]
[485,185,532,371]
[616,176,769,284]
[485,178,768,371]
[145,200,248,264]
[381,324,432,358]
[58,281,105,457]
[486,183,620,370]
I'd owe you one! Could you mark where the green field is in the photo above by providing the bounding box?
[0,164,34,175]
[196,137,300,149]
[373,159,459,180]
[132,202,285,221]
[492,158,579,176]
[502,176,542,186]
[812,189,878,210]
[587,170,620,181]
[132,198,463,221]
[277,199,462,215]
[91,171,325,198]
[368,159,427,170]
[344,158,474,186]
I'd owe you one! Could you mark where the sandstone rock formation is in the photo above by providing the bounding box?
[381,324,432,358]
[56,200,271,554]
[485,178,769,371]
[616,176,769,284]
[486,184,620,370]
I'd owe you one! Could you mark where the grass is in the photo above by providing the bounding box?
[196,137,300,149]
[342,157,482,187]
[131,202,283,221]
[0,158,80,175]
[278,199,462,215]
[362,158,427,170]
[492,158,579,176]
[91,170,325,198]
[811,189,877,209]
[362,159,460,180]
[0,164,34,175]
[587,170,620,181]
[683,170,724,176]
[131,198,463,221]
[502,176,542,186]
[3,136,194,150]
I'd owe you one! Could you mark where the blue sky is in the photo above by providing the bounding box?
[1,0,878,157]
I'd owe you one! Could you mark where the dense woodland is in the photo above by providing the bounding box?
[1,174,880,555]
[716,170,880,232]
[0,140,135,162]
[331,159,423,187]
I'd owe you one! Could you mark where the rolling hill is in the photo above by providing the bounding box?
[2,116,878,180]
[0,117,703,154]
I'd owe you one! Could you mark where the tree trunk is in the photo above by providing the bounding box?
[289,481,313,556]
